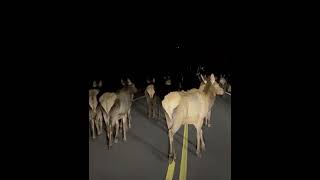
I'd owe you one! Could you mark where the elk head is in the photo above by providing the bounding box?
[98,80,103,88]
[93,80,97,88]
[146,77,155,84]
[202,74,224,96]
[219,75,226,85]
[121,79,126,86]
[127,78,138,94]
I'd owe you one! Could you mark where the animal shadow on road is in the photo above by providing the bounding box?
[128,131,167,162]
[133,100,198,157]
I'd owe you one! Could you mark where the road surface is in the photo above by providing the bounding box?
[89,94,231,180]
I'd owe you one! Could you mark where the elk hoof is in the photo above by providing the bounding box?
[169,154,175,163]
[201,145,206,152]
[114,139,118,143]
[169,157,174,164]
[208,124,211,127]
[196,151,202,158]
[129,124,132,128]
[92,136,96,140]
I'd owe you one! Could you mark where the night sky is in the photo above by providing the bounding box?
[88,35,231,91]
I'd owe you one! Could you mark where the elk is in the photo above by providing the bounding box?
[98,92,118,145]
[108,79,137,146]
[199,74,224,127]
[98,80,103,88]
[162,74,223,160]
[219,75,228,92]
[145,78,160,119]
[227,84,231,93]
[89,89,100,139]
[92,81,97,88]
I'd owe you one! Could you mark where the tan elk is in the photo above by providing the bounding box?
[198,74,224,127]
[162,74,223,160]
[89,88,100,139]
[108,79,138,146]
[145,78,160,119]
[98,92,117,145]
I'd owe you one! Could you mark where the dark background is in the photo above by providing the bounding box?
[4,12,313,180]
[87,33,232,93]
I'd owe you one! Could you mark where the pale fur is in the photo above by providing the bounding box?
[198,74,224,127]
[162,74,222,159]
[97,92,117,143]
[108,79,137,146]
[99,92,117,113]
[146,84,155,98]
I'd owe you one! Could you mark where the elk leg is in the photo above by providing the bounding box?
[168,129,174,161]
[102,112,112,147]
[95,112,102,135]
[119,119,123,133]
[109,123,114,148]
[158,102,161,120]
[128,108,132,128]
[204,116,207,126]
[114,121,119,143]
[200,129,206,152]
[168,121,180,161]
[90,119,96,139]
[196,126,201,158]
[123,115,127,142]
[98,116,103,135]
[95,118,100,136]
[152,101,156,119]
[102,112,109,133]
[207,110,212,127]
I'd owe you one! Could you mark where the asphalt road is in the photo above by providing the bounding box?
[89,94,231,180]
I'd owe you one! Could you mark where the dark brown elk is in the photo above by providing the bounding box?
[219,75,228,92]
[145,78,161,119]
[108,79,137,146]
[227,84,231,93]
[162,74,223,161]
[199,74,224,127]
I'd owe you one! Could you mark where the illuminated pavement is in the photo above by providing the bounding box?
[89,94,231,180]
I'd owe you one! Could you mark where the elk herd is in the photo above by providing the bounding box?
[89,70,231,160]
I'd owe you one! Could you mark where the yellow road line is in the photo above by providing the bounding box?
[165,124,188,180]
[165,160,175,180]
[179,124,188,180]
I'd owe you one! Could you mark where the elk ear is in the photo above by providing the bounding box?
[147,79,150,83]
[121,79,125,86]
[93,81,97,87]
[210,74,215,84]
[152,78,155,83]
[200,74,207,84]
[127,78,132,85]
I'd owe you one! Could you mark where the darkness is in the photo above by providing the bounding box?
[88,35,231,93]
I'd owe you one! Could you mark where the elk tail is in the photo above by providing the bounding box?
[162,92,181,119]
